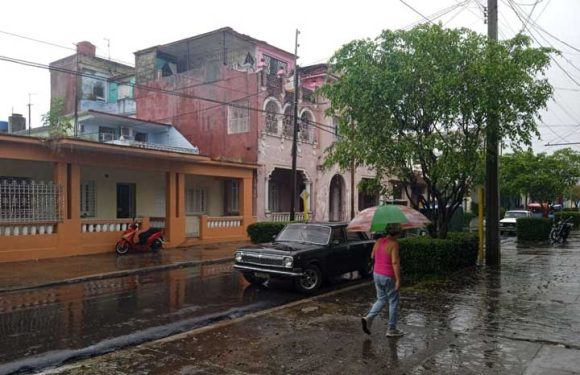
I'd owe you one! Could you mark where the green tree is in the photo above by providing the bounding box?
[42,97,71,137]
[321,24,554,238]
[569,185,580,208]
[500,148,580,205]
[500,150,537,205]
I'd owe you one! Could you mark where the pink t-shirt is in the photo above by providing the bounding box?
[374,237,396,278]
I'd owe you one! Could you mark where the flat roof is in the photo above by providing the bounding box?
[134,27,294,58]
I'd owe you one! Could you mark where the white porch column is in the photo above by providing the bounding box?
[264,176,270,213]
[306,180,312,214]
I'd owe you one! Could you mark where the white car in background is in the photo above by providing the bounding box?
[500,210,531,235]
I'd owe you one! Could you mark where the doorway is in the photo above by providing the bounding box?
[117,183,136,218]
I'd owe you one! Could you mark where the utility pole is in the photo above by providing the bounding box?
[74,53,79,137]
[290,29,300,222]
[27,93,34,135]
[485,0,500,265]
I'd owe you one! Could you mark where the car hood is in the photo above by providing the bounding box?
[500,218,517,224]
[237,241,322,255]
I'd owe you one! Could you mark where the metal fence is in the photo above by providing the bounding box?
[0,180,62,223]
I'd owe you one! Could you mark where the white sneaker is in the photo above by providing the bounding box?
[386,328,405,337]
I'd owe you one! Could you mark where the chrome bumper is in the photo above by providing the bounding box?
[233,264,303,277]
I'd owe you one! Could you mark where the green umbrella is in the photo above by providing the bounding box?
[369,205,409,233]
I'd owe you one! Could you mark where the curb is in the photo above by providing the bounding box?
[0,257,233,294]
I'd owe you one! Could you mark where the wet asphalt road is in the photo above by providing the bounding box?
[0,261,360,374]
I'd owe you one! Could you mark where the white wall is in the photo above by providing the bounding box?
[81,166,166,219]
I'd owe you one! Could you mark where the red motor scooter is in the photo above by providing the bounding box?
[115,221,164,255]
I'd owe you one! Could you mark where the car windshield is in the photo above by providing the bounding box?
[276,224,331,245]
[505,211,528,218]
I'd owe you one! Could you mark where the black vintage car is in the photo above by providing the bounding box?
[234,223,374,293]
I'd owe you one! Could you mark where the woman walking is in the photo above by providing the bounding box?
[361,223,404,337]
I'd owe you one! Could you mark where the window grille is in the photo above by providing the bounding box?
[135,132,148,142]
[80,181,96,218]
[265,101,279,134]
[263,55,288,76]
[0,179,62,223]
[228,101,249,134]
[99,127,116,142]
[186,187,207,214]
[300,112,313,142]
[283,107,293,137]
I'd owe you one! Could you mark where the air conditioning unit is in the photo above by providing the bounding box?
[120,127,133,139]
[99,132,116,142]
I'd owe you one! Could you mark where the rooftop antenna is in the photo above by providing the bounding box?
[104,38,111,60]
[27,93,35,135]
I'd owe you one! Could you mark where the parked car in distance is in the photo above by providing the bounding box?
[234,223,374,294]
[500,210,531,235]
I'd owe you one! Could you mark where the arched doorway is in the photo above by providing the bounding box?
[329,175,345,222]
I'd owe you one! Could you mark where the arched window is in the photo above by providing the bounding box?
[300,111,314,143]
[265,100,280,134]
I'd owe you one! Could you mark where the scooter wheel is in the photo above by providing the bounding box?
[116,241,130,255]
[151,239,163,253]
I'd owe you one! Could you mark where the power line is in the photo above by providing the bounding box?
[0,29,134,67]
[0,54,339,136]
[401,0,471,29]
[504,0,580,87]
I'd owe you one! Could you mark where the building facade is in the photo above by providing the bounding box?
[133,27,398,223]
[0,131,255,263]
[50,41,136,120]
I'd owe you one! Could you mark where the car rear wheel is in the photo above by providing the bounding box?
[242,272,268,286]
[294,264,322,294]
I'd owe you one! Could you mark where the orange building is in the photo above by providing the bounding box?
[0,133,256,263]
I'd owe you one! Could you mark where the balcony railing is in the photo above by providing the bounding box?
[0,222,57,236]
[81,218,141,233]
[206,216,242,228]
[268,212,306,222]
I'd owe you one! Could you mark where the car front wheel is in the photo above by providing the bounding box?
[295,264,322,294]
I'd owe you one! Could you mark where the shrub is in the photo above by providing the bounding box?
[246,222,288,243]
[562,208,578,212]
[399,232,478,280]
[554,211,580,229]
[516,217,552,242]
[500,207,506,219]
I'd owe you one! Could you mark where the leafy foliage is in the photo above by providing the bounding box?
[568,185,580,208]
[500,148,580,204]
[42,97,71,137]
[320,24,554,238]
[399,232,478,280]
[516,217,552,242]
[246,222,288,243]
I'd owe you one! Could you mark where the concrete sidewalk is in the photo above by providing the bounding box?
[45,235,580,375]
[0,242,247,292]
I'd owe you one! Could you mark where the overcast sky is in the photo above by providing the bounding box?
[1,0,579,153]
